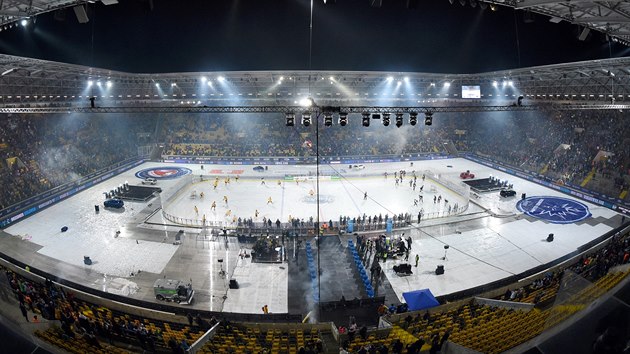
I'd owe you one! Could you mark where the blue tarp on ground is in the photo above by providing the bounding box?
[402,289,440,311]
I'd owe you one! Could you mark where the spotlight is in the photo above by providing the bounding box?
[106,80,112,88]
[409,112,418,126]
[300,97,314,107]
[492,81,498,88]
[286,113,295,127]
[395,113,404,128]
[382,113,391,126]
[424,112,433,126]
[302,112,312,127]
[20,19,28,27]
[87,80,93,87]
[339,112,348,126]
[444,82,451,88]
[362,113,370,127]
[324,112,333,127]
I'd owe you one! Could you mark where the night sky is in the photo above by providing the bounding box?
[0,0,627,74]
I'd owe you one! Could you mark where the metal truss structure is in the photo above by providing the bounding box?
[485,0,630,45]
[2,0,630,45]
[1,104,629,115]
[1,53,630,111]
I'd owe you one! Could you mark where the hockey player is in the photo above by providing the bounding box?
[255,209,259,218]
[267,197,273,204]
[261,178,266,185]
[211,201,216,211]
[223,195,228,204]
[194,206,199,214]
[364,192,368,200]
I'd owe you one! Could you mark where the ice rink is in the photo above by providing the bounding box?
[0,157,622,313]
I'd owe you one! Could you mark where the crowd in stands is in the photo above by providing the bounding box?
[3,109,630,214]
[0,114,154,211]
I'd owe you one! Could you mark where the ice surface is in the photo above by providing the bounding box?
[4,158,620,308]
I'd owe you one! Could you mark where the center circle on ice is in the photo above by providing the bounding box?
[516,196,591,224]
[135,167,192,180]
[301,194,335,204]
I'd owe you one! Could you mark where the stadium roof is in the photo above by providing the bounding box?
[0,53,629,111]
[2,0,630,46]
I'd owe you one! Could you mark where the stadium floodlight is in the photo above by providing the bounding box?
[338,112,348,126]
[404,77,409,83]
[444,82,451,88]
[217,76,225,82]
[409,112,418,126]
[87,80,94,87]
[20,19,28,27]
[302,112,312,127]
[154,82,160,87]
[382,113,391,126]
[430,82,436,87]
[395,113,404,128]
[508,80,514,86]
[299,97,314,107]
[324,112,333,127]
[285,113,295,127]
[492,81,498,88]
[362,112,370,127]
[106,80,112,88]
[386,76,394,82]
[425,112,433,126]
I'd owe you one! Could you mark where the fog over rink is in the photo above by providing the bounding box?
[3,158,621,312]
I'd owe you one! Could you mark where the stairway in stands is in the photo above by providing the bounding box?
[317,235,366,302]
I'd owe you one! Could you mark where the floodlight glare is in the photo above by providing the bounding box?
[444,82,451,88]
[508,80,514,86]
[382,113,391,127]
[404,77,409,83]
[201,76,207,82]
[302,112,312,127]
[492,81,498,87]
[155,82,160,87]
[20,19,28,27]
[395,113,404,128]
[87,80,93,87]
[299,97,314,107]
[339,113,348,126]
[285,113,295,127]
[386,76,394,82]
[106,80,112,88]
[409,112,418,126]
[430,82,436,87]
[362,113,370,127]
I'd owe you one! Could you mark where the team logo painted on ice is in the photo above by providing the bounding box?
[516,196,591,224]
[135,167,192,180]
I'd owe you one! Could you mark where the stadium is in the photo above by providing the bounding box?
[1,1,630,354]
